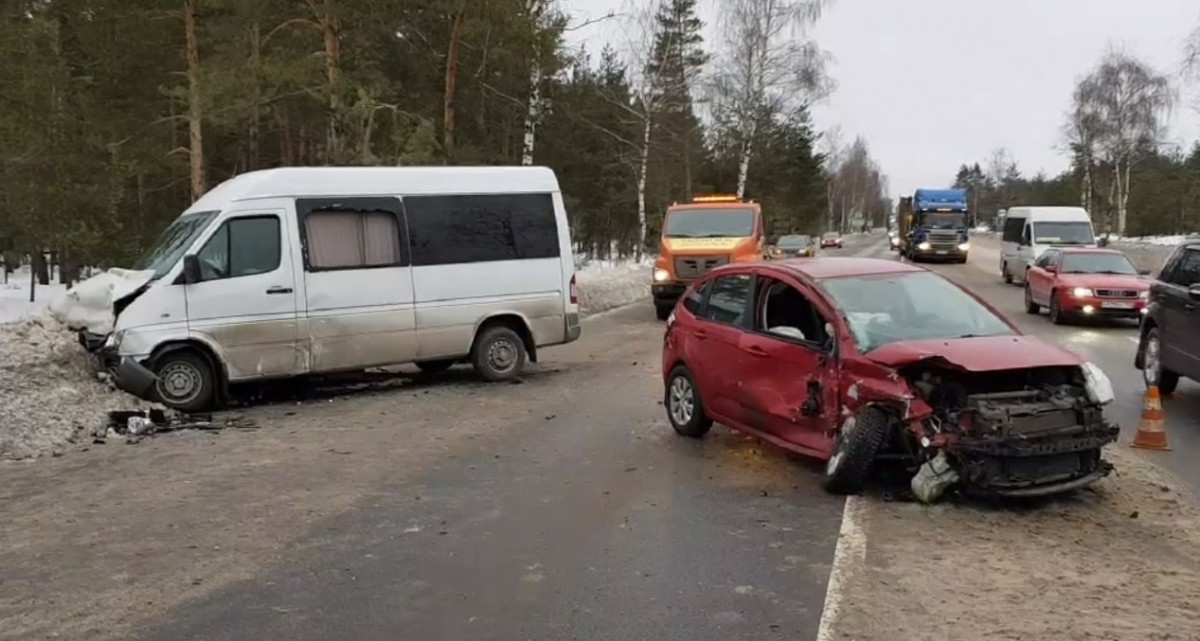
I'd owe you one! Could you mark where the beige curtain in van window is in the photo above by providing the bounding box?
[305,211,366,268]
[363,212,401,265]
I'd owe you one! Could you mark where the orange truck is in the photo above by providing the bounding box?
[651,195,766,320]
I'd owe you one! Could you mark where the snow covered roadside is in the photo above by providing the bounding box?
[575,255,652,316]
[0,316,153,459]
[969,232,1177,272]
[0,273,66,325]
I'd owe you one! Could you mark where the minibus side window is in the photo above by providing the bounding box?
[194,215,281,281]
[296,197,408,271]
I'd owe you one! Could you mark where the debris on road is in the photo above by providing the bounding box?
[100,409,258,444]
[0,315,158,460]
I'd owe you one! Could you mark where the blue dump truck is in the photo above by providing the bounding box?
[898,188,970,263]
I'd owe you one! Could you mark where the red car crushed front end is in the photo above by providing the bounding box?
[661,259,1119,503]
[844,336,1119,501]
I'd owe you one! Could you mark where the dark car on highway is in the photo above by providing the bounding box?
[1136,238,1200,393]
[776,234,815,258]
[1023,247,1151,324]
[661,257,1119,502]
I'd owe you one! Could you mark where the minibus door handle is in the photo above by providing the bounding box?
[266,286,293,294]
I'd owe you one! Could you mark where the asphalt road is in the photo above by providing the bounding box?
[133,242,899,641]
[12,233,1200,641]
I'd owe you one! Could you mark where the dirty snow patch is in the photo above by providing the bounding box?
[575,256,652,316]
[0,315,156,459]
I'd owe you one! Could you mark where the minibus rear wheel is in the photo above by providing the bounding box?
[153,350,216,412]
[471,325,527,381]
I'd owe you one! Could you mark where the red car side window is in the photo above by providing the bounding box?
[754,278,832,346]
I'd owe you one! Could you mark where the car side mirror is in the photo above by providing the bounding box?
[1189,286,1200,302]
[1044,265,1056,273]
[1139,269,1151,276]
[182,254,201,284]
[1097,237,1109,248]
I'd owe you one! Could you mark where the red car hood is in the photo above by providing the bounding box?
[865,335,1085,372]
[1056,273,1149,290]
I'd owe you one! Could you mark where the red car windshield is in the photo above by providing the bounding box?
[819,272,1014,352]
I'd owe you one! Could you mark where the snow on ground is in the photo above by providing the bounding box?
[1108,234,1195,246]
[574,254,653,316]
[0,271,66,326]
[0,316,153,460]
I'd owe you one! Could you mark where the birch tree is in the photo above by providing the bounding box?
[1071,48,1174,236]
[711,0,833,199]
[520,1,609,166]
[1061,89,1103,214]
[1184,16,1200,111]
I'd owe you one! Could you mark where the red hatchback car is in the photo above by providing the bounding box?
[1023,248,1150,324]
[661,258,1119,502]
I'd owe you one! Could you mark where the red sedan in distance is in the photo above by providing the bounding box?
[819,232,843,249]
[1023,248,1151,324]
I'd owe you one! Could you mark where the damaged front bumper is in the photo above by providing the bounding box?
[917,389,1120,500]
[92,337,159,402]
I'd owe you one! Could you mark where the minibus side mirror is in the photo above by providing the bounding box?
[182,254,201,284]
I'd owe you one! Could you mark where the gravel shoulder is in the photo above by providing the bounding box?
[836,447,1200,640]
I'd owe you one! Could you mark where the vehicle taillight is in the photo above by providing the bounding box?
[569,274,579,305]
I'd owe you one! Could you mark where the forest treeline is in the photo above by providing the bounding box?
[0,0,891,284]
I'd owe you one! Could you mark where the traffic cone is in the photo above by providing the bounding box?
[1131,386,1170,451]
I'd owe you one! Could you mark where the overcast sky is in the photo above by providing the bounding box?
[563,0,1200,197]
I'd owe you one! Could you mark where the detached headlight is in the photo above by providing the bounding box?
[653,268,670,282]
[917,241,931,251]
[957,242,969,251]
[1071,287,1094,297]
[1081,361,1115,405]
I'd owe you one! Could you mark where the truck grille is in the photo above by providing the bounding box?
[1095,289,1138,298]
[674,255,730,280]
[928,230,960,249]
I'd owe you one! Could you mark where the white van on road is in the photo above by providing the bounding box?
[67,166,582,411]
[999,206,1100,285]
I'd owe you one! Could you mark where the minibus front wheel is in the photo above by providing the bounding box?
[152,349,217,412]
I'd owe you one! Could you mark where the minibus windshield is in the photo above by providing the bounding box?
[133,211,218,278]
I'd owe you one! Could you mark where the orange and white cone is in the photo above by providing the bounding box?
[1131,385,1170,451]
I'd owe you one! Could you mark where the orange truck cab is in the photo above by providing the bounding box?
[651,195,766,319]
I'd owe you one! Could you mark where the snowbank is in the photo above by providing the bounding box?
[0,315,154,459]
[575,255,653,316]
[1,277,67,325]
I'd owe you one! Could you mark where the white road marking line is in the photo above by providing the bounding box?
[816,495,866,641]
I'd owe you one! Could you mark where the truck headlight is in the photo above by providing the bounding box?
[957,243,969,251]
[1081,361,1114,405]
[1071,287,1093,297]
[917,241,931,251]
[653,268,670,282]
